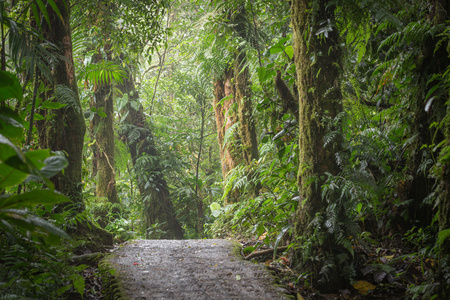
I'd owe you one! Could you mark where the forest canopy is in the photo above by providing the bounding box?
[0,0,449,298]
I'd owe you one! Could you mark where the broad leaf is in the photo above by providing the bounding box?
[0,189,70,210]
[0,71,23,102]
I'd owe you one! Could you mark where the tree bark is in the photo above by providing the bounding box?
[38,0,86,207]
[234,54,258,167]
[118,73,183,239]
[213,67,240,183]
[90,49,119,205]
[194,98,206,238]
[291,0,343,291]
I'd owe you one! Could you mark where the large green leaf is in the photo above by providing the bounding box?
[25,155,68,182]
[0,71,23,102]
[0,106,24,140]
[0,209,70,243]
[0,162,28,189]
[0,133,20,161]
[0,189,70,210]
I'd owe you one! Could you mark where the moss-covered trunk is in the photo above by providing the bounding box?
[38,0,86,206]
[213,55,259,203]
[234,54,258,167]
[90,51,119,205]
[119,74,183,239]
[291,0,343,291]
[213,67,240,182]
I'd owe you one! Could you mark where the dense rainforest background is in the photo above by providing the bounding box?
[1,0,449,298]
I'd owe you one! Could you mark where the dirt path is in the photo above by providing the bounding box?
[108,239,290,299]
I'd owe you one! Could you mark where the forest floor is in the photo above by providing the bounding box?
[106,239,290,299]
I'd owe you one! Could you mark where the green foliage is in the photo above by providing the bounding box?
[79,61,128,86]
[0,71,84,299]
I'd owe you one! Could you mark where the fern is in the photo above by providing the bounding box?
[55,84,81,112]
[222,121,239,150]
[80,61,128,86]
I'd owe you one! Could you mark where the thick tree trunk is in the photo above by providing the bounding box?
[39,0,86,207]
[119,74,183,239]
[291,0,343,291]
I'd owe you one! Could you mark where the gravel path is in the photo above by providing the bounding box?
[108,239,289,299]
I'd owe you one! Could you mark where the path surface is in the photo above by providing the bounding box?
[108,239,289,299]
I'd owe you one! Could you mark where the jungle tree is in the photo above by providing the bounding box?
[37,0,86,207]
[118,69,183,239]
[211,2,259,203]
[291,0,345,291]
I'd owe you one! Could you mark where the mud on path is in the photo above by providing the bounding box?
[108,239,289,299]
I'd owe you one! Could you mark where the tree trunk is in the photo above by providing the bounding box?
[291,0,343,291]
[118,73,183,239]
[194,98,206,237]
[38,0,86,207]
[213,54,259,203]
[213,67,240,183]
[90,49,119,205]
[234,54,258,166]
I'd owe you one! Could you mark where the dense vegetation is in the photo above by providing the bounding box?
[0,0,449,298]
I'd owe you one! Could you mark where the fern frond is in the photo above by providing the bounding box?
[55,85,80,112]
[223,122,240,150]
[80,61,128,86]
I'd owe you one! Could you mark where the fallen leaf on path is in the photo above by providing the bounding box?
[236,275,241,281]
[133,263,139,265]
[353,280,376,294]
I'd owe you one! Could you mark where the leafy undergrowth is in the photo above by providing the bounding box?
[241,233,436,300]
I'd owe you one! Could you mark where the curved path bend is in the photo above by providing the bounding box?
[108,239,289,300]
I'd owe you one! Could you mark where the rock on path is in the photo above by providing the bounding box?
[108,239,289,299]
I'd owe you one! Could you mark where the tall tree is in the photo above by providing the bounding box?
[291,0,344,290]
[38,0,86,207]
[119,70,183,239]
[212,3,259,203]
[86,2,120,205]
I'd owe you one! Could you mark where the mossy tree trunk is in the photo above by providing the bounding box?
[118,73,183,239]
[90,48,119,205]
[213,67,240,183]
[213,55,259,204]
[38,0,86,207]
[234,54,258,167]
[291,0,343,291]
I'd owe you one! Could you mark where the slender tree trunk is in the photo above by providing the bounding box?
[194,99,206,237]
[118,73,183,239]
[90,49,119,205]
[291,0,343,291]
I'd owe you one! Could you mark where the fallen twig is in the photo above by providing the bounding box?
[244,246,289,260]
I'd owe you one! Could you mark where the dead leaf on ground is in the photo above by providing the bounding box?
[352,280,376,294]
